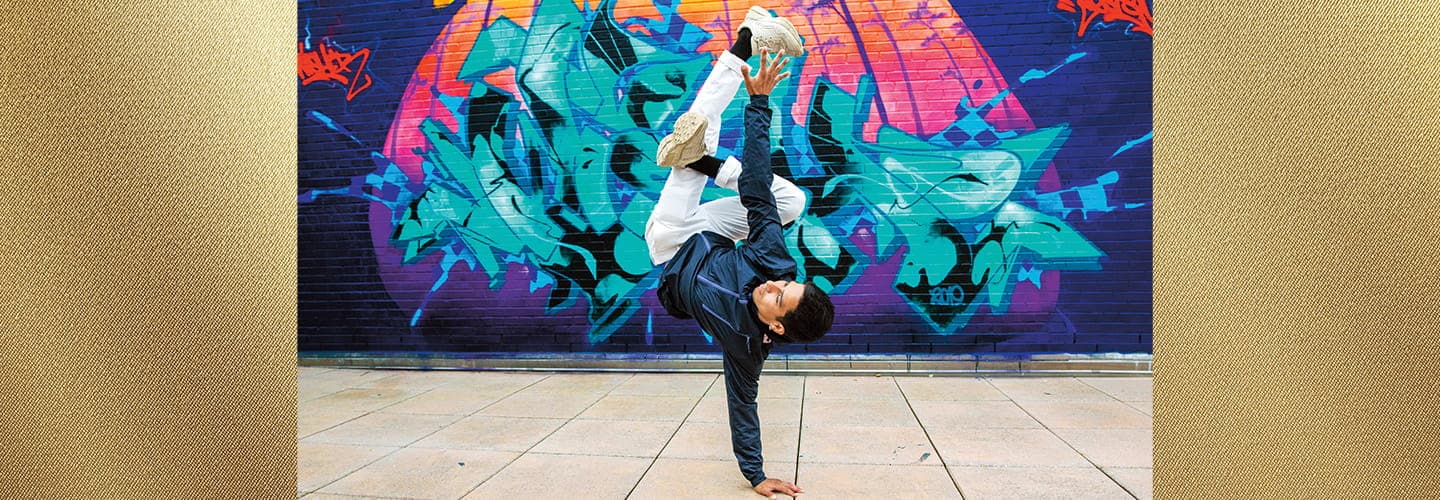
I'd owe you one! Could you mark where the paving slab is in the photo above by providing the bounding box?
[1077,377,1153,401]
[476,390,604,419]
[301,412,460,447]
[928,427,1091,467]
[804,375,904,400]
[909,400,1043,429]
[896,377,1011,401]
[576,394,701,422]
[1014,400,1153,429]
[797,463,962,498]
[948,465,1133,500]
[461,453,651,499]
[610,373,717,397]
[300,493,395,499]
[350,372,456,393]
[798,424,936,466]
[1051,428,1153,468]
[302,388,421,414]
[530,418,681,458]
[378,387,512,416]
[801,398,920,428]
[303,369,395,388]
[525,372,632,395]
[410,415,567,452]
[318,447,516,499]
[299,366,335,377]
[297,381,351,403]
[757,375,807,399]
[436,371,547,392]
[986,378,1114,402]
[296,442,397,494]
[298,408,366,439]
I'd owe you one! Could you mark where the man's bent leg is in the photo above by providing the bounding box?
[714,156,806,222]
[698,157,808,242]
[645,166,711,265]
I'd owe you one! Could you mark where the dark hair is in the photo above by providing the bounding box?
[779,284,834,343]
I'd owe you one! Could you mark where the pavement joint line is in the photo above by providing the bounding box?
[793,375,806,490]
[623,374,722,499]
[895,375,968,499]
[1073,377,1144,405]
[1073,376,1155,420]
[308,371,557,498]
[983,377,1141,500]
[1121,400,1151,416]
[458,372,637,499]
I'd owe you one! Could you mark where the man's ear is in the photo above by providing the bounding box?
[769,322,785,335]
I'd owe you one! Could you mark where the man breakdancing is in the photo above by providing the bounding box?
[646,7,834,499]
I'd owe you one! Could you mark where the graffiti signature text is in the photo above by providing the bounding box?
[298,39,373,101]
[1056,0,1152,38]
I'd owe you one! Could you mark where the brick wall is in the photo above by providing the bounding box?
[298,0,1152,355]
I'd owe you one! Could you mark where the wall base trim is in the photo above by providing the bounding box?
[299,351,1152,376]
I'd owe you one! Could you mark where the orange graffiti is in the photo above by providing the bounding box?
[1056,0,1152,38]
[297,39,373,101]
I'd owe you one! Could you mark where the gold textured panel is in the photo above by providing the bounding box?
[0,0,1438,497]
[1154,0,1440,497]
[0,1,296,497]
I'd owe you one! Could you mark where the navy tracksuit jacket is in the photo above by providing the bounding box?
[656,94,797,487]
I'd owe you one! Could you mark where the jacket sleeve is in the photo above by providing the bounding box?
[737,94,797,276]
[722,349,767,487]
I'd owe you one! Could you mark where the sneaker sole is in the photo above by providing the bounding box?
[743,6,804,56]
[655,111,707,168]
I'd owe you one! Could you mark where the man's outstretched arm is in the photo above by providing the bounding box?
[723,352,805,499]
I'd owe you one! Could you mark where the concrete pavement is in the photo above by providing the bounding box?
[298,367,1152,499]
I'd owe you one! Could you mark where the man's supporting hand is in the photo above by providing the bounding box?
[742,49,791,97]
[753,478,804,499]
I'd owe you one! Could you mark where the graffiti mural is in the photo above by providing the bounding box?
[298,0,1152,353]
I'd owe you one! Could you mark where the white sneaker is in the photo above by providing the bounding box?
[740,6,804,57]
[655,110,708,168]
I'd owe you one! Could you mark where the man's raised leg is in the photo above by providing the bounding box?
[657,9,804,168]
[648,8,808,261]
[656,50,747,168]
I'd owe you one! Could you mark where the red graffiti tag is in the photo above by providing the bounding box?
[297,39,373,101]
[1056,0,1152,38]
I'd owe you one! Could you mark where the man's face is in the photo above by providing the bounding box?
[753,280,806,334]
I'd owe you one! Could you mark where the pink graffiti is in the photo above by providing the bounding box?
[1056,0,1152,38]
